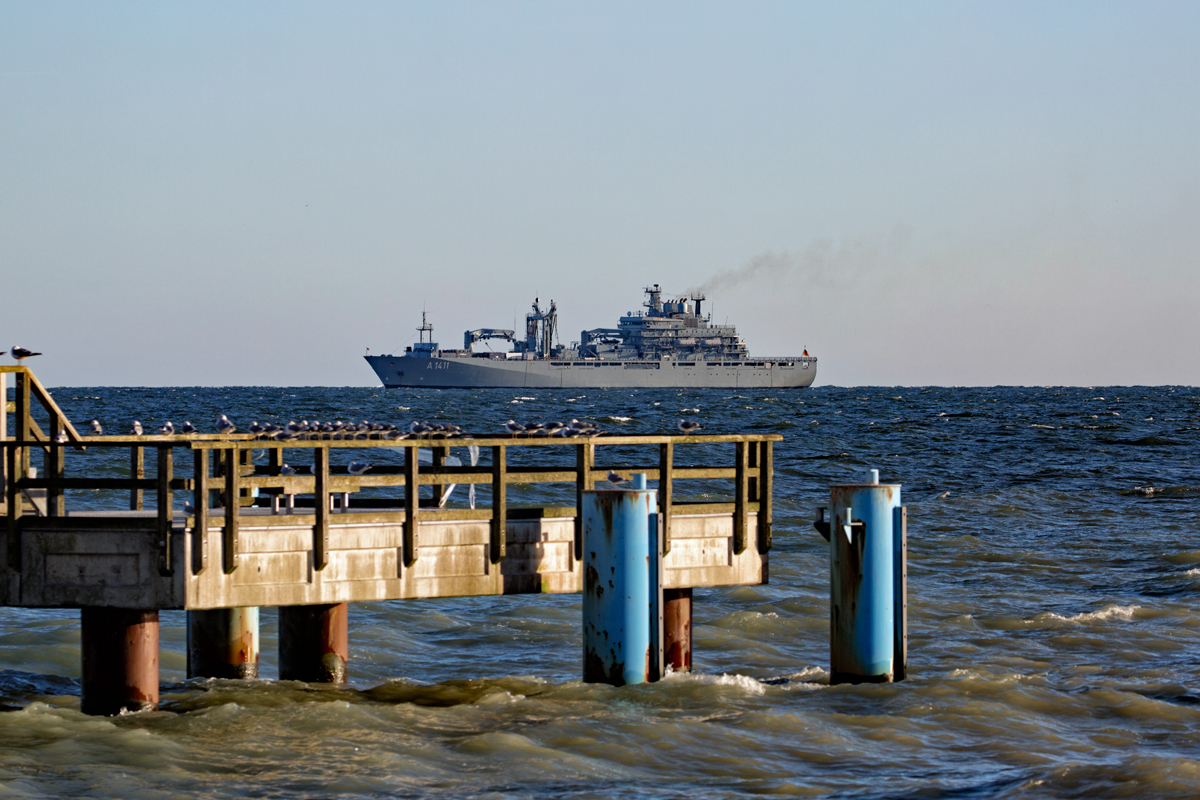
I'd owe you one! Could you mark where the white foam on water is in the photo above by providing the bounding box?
[608,416,631,422]
[1040,604,1142,624]
[661,671,766,695]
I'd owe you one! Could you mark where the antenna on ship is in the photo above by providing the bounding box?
[417,309,433,344]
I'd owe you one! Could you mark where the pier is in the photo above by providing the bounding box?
[1,366,777,713]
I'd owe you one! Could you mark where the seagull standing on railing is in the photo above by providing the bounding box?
[129,421,143,436]
[606,470,628,488]
[159,421,175,435]
[216,414,236,435]
[505,419,526,436]
[180,421,198,434]
[10,347,41,362]
[280,464,296,476]
[55,430,69,444]
[678,419,703,434]
[348,461,371,475]
[88,420,103,435]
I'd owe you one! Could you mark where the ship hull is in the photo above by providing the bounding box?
[365,355,817,389]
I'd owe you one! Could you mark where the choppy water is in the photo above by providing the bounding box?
[2,384,1199,798]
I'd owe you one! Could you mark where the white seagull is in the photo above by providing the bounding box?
[678,419,703,435]
[88,420,103,435]
[159,421,175,435]
[181,421,198,434]
[348,461,371,475]
[129,420,143,436]
[216,414,236,435]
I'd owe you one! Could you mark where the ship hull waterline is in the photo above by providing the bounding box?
[365,355,817,389]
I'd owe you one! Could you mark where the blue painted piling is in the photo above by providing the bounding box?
[581,473,663,685]
[829,469,906,684]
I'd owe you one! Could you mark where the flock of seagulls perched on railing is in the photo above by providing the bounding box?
[81,416,704,439]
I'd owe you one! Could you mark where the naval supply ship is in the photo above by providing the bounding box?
[364,285,817,389]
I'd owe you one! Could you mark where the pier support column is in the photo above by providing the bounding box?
[187,607,260,679]
[827,469,907,685]
[80,608,159,715]
[581,474,663,686]
[278,603,348,683]
[663,588,692,673]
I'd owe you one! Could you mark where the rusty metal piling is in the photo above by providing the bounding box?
[278,603,349,683]
[80,607,159,715]
[187,607,260,679]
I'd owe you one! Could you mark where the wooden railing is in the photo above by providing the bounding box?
[2,371,779,580]
[1,366,84,520]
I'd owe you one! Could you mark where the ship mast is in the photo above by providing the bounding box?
[417,311,433,344]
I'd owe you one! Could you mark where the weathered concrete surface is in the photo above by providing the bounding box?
[4,510,763,609]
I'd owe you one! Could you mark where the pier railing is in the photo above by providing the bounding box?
[1,366,84,520]
[3,426,779,579]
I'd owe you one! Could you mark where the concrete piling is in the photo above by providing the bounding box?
[825,469,907,684]
[80,607,159,715]
[278,603,349,683]
[187,607,260,679]
[581,473,663,686]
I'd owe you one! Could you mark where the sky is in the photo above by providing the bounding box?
[2,1,1198,387]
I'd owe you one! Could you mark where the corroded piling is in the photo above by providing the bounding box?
[81,607,159,715]
[581,474,662,686]
[663,587,693,672]
[187,607,260,679]
[278,603,349,683]
[825,469,907,684]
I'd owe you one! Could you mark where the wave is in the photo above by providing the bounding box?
[1031,604,1141,625]
[1120,485,1200,498]
[1099,435,1180,446]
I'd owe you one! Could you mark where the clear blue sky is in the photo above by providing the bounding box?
[3,2,1197,386]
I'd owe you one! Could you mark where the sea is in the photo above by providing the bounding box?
[1,384,1198,799]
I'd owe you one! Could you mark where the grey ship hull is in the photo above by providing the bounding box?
[365,354,817,389]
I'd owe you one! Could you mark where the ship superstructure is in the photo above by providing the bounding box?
[365,285,816,389]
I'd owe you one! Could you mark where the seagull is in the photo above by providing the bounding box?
[606,470,627,487]
[249,422,265,435]
[678,419,703,435]
[274,430,298,441]
[347,461,371,475]
[286,420,304,435]
[506,420,526,436]
[280,464,296,476]
[183,501,196,515]
[569,419,596,433]
[216,414,236,435]
[159,421,175,435]
[55,429,69,444]
[129,420,143,436]
[543,421,566,436]
[88,420,103,435]
[180,421,198,434]
[524,422,545,433]
[10,346,41,362]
